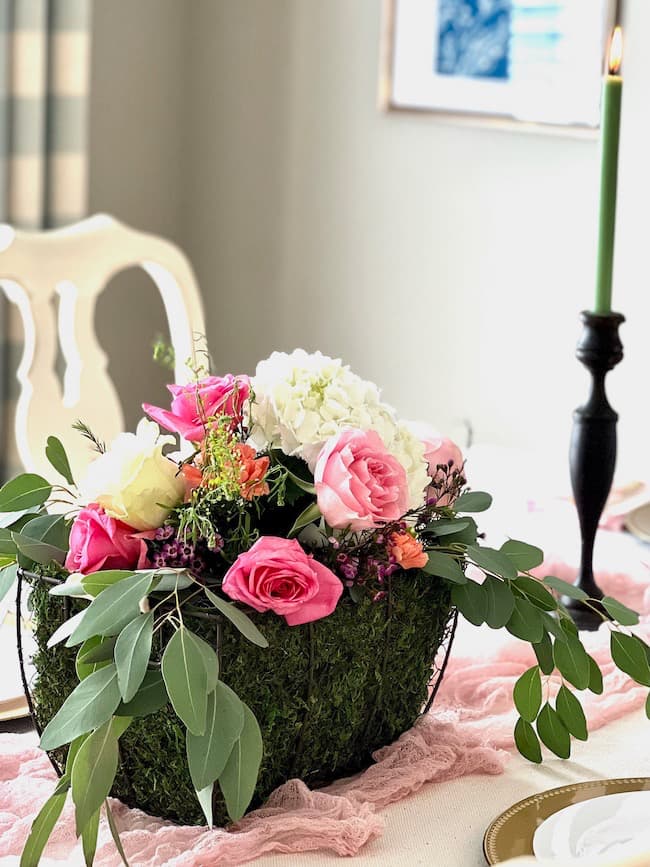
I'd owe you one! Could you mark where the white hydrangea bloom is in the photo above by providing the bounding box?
[386,422,430,510]
[249,349,399,468]
[249,350,429,509]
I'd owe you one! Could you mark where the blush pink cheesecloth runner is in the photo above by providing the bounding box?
[1,527,649,865]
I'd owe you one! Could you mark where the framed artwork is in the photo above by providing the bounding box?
[380,0,620,134]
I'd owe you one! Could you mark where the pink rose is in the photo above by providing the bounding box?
[65,504,152,575]
[314,429,410,531]
[143,374,250,442]
[421,433,464,507]
[221,536,343,626]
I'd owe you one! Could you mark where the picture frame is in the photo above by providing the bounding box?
[380,0,620,136]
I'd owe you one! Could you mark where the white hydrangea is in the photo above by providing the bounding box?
[249,349,429,509]
[386,422,430,510]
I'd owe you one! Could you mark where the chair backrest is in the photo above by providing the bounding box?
[0,213,206,482]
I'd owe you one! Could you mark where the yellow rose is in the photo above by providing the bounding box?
[80,419,185,531]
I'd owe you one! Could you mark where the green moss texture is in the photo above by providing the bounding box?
[29,574,452,827]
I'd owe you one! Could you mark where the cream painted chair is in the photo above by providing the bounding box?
[0,214,206,483]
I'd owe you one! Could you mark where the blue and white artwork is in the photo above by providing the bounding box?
[436,0,512,80]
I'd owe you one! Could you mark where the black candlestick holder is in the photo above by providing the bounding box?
[564,310,624,630]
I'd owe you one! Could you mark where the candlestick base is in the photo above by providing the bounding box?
[563,311,624,630]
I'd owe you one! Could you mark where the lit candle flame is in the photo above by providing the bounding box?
[608,26,623,75]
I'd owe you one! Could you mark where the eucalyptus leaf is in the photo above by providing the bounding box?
[514,717,542,764]
[19,786,68,867]
[288,501,322,537]
[513,666,542,723]
[542,575,589,602]
[45,436,75,486]
[114,612,154,702]
[147,568,194,592]
[116,669,168,718]
[587,654,604,695]
[50,575,88,598]
[536,702,571,759]
[610,631,650,686]
[81,808,100,867]
[553,635,590,690]
[513,575,557,612]
[499,539,544,571]
[424,519,470,537]
[196,784,214,828]
[533,632,555,676]
[483,575,515,629]
[40,665,122,751]
[422,550,467,585]
[12,514,69,566]
[161,626,208,735]
[205,587,269,648]
[451,579,487,626]
[47,610,87,649]
[646,693,650,720]
[506,597,544,643]
[81,570,137,598]
[556,685,588,741]
[218,702,263,822]
[0,473,51,513]
[67,571,154,646]
[191,632,220,694]
[76,636,111,681]
[452,491,492,513]
[187,681,245,792]
[466,545,517,581]
[71,718,121,836]
[601,596,640,627]
[105,799,130,867]
[0,507,41,529]
[0,563,18,605]
[78,636,117,665]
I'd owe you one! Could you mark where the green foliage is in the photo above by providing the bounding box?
[20,784,69,867]
[204,588,268,648]
[452,491,492,513]
[514,717,542,764]
[114,613,154,703]
[422,550,467,584]
[483,575,515,628]
[556,685,587,741]
[187,682,244,794]
[67,572,154,646]
[542,575,588,601]
[45,436,75,486]
[610,632,650,686]
[537,702,570,759]
[219,702,263,822]
[39,665,122,751]
[451,579,487,626]
[513,666,542,723]
[162,627,209,736]
[499,539,543,571]
[0,473,51,512]
[553,635,590,689]
[71,718,123,835]
[601,596,640,626]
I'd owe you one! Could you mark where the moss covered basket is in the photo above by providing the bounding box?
[28,572,453,828]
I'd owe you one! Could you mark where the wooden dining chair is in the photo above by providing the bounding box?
[0,214,206,483]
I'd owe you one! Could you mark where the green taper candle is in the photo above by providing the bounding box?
[594,26,623,315]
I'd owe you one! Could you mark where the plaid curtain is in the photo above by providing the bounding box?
[0,0,91,479]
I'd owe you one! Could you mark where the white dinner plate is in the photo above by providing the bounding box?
[533,790,650,860]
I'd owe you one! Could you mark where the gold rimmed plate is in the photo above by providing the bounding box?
[483,777,650,864]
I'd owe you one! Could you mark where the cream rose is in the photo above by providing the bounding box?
[80,418,185,531]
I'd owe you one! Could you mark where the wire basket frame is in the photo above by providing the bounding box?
[16,567,458,784]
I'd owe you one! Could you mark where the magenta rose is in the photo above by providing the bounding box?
[143,374,250,442]
[421,433,464,506]
[314,428,409,531]
[221,536,343,626]
[65,504,152,575]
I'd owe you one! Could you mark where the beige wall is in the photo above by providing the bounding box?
[89,0,650,480]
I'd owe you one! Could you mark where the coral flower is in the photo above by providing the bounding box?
[181,463,204,501]
[389,531,428,570]
[235,443,270,500]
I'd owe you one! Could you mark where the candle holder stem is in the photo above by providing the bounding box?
[564,311,624,630]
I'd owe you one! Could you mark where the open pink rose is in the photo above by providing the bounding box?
[143,374,250,442]
[314,429,409,531]
[222,536,343,626]
[65,504,152,575]
[421,433,464,506]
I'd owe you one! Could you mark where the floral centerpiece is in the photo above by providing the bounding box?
[1,349,648,867]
